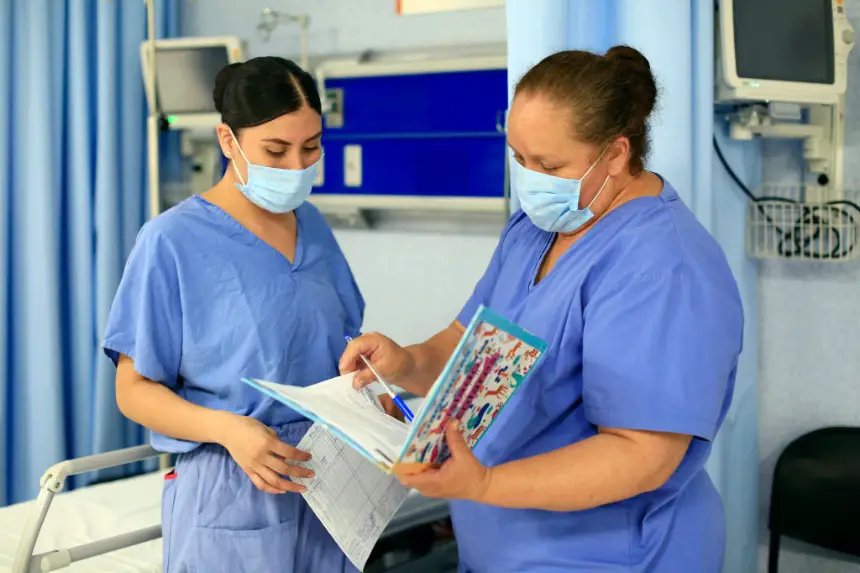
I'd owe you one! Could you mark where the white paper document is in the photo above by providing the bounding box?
[249,373,410,467]
[293,423,410,571]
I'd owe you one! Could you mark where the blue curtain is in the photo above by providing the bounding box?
[0,0,179,506]
[506,1,760,571]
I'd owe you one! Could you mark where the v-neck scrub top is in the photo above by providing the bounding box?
[102,196,365,454]
[449,180,744,573]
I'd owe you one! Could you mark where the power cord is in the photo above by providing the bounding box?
[712,135,860,260]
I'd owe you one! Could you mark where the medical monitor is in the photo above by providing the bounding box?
[716,0,854,104]
[141,36,245,116]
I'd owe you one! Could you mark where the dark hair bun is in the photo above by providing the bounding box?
[606,45,650,73]
[213,62,243,114]
[212,57,322,131]
[606,45,657,117]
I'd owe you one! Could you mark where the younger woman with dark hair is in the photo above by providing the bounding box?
[102,57,372,572]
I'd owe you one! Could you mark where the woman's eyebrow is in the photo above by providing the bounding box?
[303,131,322,143]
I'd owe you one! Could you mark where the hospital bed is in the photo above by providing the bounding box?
[1,444,450,573]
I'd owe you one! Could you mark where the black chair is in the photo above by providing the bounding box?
[768,426,860,573]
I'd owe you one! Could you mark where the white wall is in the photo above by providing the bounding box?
[182,0,507,344]
[182,0,506,59]
[756,1,860,571]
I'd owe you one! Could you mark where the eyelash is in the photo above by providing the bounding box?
[268,145,320,158]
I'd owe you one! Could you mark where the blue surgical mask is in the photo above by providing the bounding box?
[514,150,609,234]
[229,129,319,214]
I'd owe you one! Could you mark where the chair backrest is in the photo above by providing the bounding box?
[769,426,860,557]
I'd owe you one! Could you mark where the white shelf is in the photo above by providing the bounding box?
[309,194,506,213]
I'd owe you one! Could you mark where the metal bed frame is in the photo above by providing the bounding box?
[11,445,163,573]
[10,443,450,573]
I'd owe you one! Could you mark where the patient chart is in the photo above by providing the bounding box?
[293,424,409,571]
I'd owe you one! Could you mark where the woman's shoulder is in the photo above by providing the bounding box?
[132,197,213,256]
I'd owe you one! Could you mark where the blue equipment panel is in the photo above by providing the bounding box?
[316,68,508,199]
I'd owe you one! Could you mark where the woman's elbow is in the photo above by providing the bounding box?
[114,356,141,418]
[638,439,692,492]
[639,464,677,493]
[115,377,134,418]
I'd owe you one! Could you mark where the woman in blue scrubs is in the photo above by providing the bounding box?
[341,46,744,573]
[103,57,368,572]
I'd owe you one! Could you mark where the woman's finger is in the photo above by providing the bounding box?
[339,334,383,379]
[256,465,307,493]
[378,394,405,421]
[268,438,311,462]
[249,472,282,495]
[264,454,314,479]
[352,365,377,388]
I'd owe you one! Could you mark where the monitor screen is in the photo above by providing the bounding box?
[733,0,834,85]
[154,46,229,114]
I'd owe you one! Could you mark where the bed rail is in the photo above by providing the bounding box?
[12,444,163,573]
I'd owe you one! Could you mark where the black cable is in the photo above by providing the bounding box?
[712,135,860,260]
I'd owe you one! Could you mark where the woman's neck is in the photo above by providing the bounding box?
[557,171,661,242]
[204,175,296,230]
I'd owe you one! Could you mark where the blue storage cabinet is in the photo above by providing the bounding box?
[315,65,508,202]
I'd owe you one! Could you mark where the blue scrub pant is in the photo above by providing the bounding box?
[161,420,357,573]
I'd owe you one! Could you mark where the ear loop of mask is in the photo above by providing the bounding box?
[581,146,611,210]
[227,127,249,186]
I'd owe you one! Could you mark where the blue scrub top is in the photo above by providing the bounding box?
[451,180,743,573]
[103,196,364,453]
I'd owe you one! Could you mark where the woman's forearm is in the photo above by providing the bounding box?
[480,430,690,512]
[116,355,234,445]
[402,323,463,396]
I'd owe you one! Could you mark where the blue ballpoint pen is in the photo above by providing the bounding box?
[344,335,414,422]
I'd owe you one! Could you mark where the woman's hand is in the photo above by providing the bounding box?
[378,394,405,422]
[395,420,492,502]
[339,332,415,390]
[219,414,314,494]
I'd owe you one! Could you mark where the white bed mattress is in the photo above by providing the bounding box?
[0,472,163,573]
[0,470,448,573]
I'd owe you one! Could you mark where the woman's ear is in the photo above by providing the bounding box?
[605,137,631,177]
[216,124,234,158]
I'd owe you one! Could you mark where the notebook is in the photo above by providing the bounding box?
[242,305,548,473]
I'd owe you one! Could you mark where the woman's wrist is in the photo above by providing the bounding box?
[402,345,436,396]
[207,409,239,446]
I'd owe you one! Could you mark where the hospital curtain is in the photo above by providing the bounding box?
[506,1,761,571]
[0,0,180,506]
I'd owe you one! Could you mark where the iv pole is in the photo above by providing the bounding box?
[143,0,171,471]
[144,0,161,221]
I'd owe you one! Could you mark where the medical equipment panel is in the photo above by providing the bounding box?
[716,0,854,105]
[140,36,245,128]
[312,57,508,217]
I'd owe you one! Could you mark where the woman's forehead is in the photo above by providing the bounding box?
[243,107,322,142]
[508,94,586,157]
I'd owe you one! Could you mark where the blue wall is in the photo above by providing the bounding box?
[317,69,508,199]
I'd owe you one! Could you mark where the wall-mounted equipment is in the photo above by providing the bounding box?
[311,47,509,229]
[716,0,853,105]
[141,32,245,218]
[715,0,860,262]
[257,8,310,70]
[140,36,244,131]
